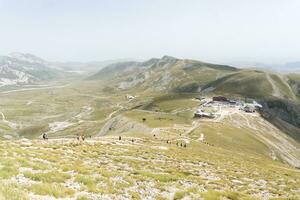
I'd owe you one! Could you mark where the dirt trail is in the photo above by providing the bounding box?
[278,74,297,99]
[184,121,200,135]
[266,73,282,97]
[0,112,5,121]
[1,83,70,94]
[0,111,18,129]
[100,104,124,123]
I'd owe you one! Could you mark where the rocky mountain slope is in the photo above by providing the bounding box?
[89,56,237,92]
[91,56,299,99]
[0,53,68,87]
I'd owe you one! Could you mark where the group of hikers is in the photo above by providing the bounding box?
[154,134,187,148]
[42,133,88,141]
[118,136,135,143]
[77,135,86,141]
[41,132,188,148]
[166,139,187,148]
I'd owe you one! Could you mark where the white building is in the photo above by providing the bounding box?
[126,95,135,100]
[244,105,255,113]
[194,109,215,118]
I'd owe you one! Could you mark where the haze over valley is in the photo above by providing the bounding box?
[1,0,300,199]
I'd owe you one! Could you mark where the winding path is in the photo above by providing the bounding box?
[265,73,282,97]
[1,84,70,94]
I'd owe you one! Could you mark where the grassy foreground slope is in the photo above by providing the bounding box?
[0,136,299,200]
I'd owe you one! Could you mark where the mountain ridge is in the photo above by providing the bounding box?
[88,56,300,138]
[0,52,62,87]
[89,55,238,92]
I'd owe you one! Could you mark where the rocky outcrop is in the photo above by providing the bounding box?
[98,115,152,136]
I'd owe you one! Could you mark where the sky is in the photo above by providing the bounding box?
[0,0,300,64]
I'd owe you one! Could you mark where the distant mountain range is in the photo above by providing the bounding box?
[228,61,300,73]
[0,52,126,88]
[51,58,134,74]
[0,52,63,87]
[285,62,300,72]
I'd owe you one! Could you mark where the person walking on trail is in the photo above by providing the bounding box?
[76,135,83,142]
[42,133,48,140]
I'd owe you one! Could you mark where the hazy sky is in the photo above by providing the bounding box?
[0,0,299,63]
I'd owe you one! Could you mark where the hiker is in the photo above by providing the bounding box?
[42,133,48,140]
[119,136,122,141]
[82,135,85,141]
[184,144,187,148]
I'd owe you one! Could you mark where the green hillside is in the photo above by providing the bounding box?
[88,57,300,136]
[201,70,273,99]
[89,56,238,93]
[287,74,300,100]
[89,56,298,102]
